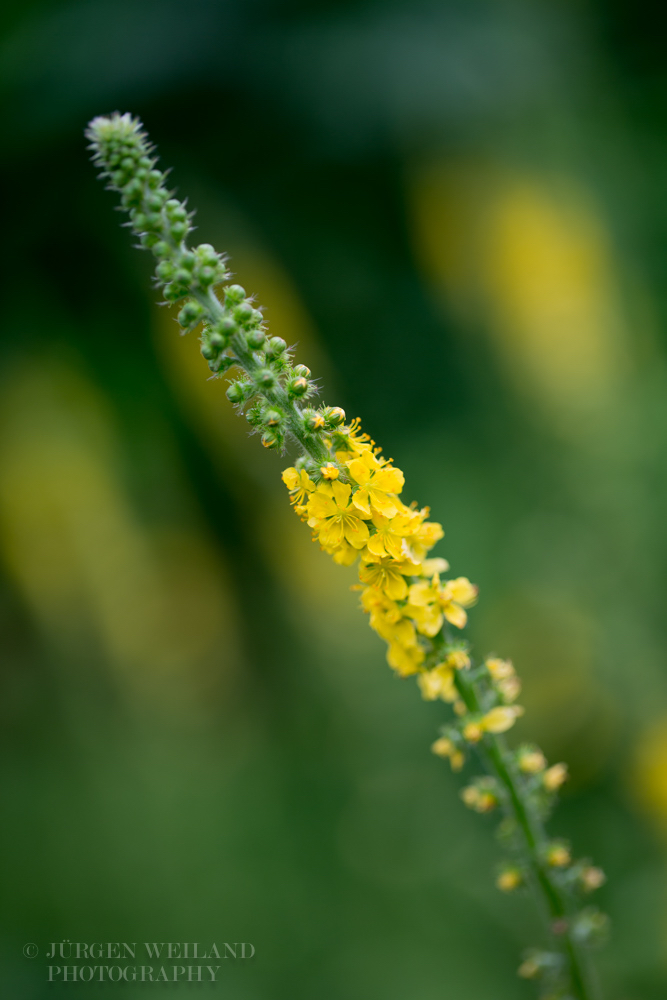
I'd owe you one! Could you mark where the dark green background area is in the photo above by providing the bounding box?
[1,1,667,997]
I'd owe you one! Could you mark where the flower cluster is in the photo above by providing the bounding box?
[282,419,479,682]
[88,113,607,1000]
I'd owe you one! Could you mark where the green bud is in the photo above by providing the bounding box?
[226,380,253,404]
[195,243,218,265]
[245,406,263,427]
[266,337,287,357]
[233,302,254,324]
[246,329,267,349]
[201,343,216,360]
[145,192,164,211]
[288,376,309,397]
[153,241,171,258]
[165,199,185,218]
[263,408,283,427]
[121,179,144,207]
[180,251,196,270]
[163,282,186,302]
[326,406,346,427]
[173,269,192,287]
[261,430,280,449]
[224,284,246,304]
[255,368,277,390]
[197,266,217,287]
[147,170,163,189]
[303,409,326,432]
[211,354,237,374]
[170,221,189,242]
[178,301,204,329]
[294,364,311,378]
[209,332,225,351]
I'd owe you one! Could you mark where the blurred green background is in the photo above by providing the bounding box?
[1,1,667,997]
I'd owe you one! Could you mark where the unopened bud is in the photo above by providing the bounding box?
[517,746,546,774]
[289,377,309,397]
[543,763,568,792]
[546,843,571,868]
[580,866,606,892]
[247,329,267,349]
[496,867,523,892]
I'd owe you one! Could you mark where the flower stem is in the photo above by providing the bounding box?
[454,668,596,1000]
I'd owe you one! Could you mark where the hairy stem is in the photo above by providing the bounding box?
[455,669,595,1000]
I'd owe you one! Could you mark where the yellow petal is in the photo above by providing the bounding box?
[282,467,300,490]
[366,533,387,558]
[307,492,338,519]
[482,706,524,734]
[351,487,371,515]
[320,520,345,548]
[443,577,478,607]
[343,515,370,549]
[443,603,468,629]
[373,467,405,494]
[347,458,371,485]
[331,480,352,508]
[368,490,400,518]
[385,570,408,601]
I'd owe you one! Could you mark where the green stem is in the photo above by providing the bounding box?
[454,669,595,1000]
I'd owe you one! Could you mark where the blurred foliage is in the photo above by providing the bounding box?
[1,1,667,997]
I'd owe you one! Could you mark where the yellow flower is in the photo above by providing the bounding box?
[360,586,403,641]
[407,518,444,562]
[404,575,478,635]
[386,627,425,676]
[365,509,422,561]
[358,557,415,601]
[481,705,525,734]
[333,417,376,462]
[417,663,457,702]
[347,450,405,517]
[359,587,424,674]
[307,481,371,550]
[282,467,316,515]
[439,577,478,628]
[404,579,444,636]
